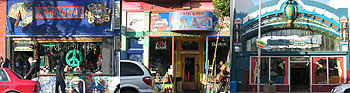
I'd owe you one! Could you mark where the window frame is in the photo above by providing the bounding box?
[0,69,11,82]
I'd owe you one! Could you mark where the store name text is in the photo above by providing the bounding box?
[35,6,84,19]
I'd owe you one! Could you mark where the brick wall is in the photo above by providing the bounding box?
[0,0,6,58]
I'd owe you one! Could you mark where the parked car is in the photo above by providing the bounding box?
[107,76,120,93]
[120,60,154,93]
[332,84,350,93]
[0,67,40,93]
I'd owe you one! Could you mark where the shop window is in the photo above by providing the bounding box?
[250,57,269,84]
[312,57,327,84]
[149,37,172,76]
[270,57,288,84]
[208,37,230,74]
[37,42,103,74]
[328,57,344,84]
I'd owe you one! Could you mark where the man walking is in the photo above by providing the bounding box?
[56,60,66,93]
[24,57,38,80]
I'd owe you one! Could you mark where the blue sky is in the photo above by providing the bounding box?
[252,0,330,5]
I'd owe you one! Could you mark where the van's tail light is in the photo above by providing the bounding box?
[143,76,153,86]
[33,81,40,92]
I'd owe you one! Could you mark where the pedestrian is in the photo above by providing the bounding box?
[0,57,9,68]
[24,57,38,80]
[56,60,66,93]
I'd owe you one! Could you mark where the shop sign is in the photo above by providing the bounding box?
[6,0,113,36]
[256,39,264,48]
[156,41,167,50]
[14,41,34,51]
[35,6,84,19]
[127,13,144,32]
[169,11,214,31]
[151,13,169,31]
[211,42,227,47]
[260,35,322,49]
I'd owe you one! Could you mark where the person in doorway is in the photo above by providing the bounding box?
[0,57,9,68]
[56,60,66,93]
[24,57,38,80]
[15,54,24,74]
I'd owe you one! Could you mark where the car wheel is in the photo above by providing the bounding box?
[6,91,19,93]
[121,89,137,93]
[345,89,350,93]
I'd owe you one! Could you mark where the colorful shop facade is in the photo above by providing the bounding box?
[121,0,235,92]
[233,0,350,92]
[6,0,118,92]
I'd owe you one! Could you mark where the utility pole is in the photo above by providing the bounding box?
[257,0,262,93]
[229,0,236,82]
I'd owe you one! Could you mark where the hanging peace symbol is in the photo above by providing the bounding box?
[66,49,83,67]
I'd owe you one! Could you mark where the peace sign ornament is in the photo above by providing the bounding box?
[66,49,83,67]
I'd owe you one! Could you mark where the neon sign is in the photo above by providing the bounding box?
[35,6,84,19]
[169,11,213,31]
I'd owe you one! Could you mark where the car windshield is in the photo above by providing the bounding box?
[9,69,24,79]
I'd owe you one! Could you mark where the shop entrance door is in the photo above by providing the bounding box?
[290,62,310,92]
[182,54,198,90]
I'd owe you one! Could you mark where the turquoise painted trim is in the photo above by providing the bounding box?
[241,11,283,29]
[172,36,175,83]
[340,43,348,51]
[205,36,208,84]
[242,22,340,38]
[242,10,341,32]
[246,51,348,55]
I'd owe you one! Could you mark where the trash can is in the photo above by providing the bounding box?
[230,81,237,93]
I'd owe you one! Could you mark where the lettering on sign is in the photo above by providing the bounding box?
[170,11,213,31]
[261,35,322,49]
[156,41,167,50]
[35,6,84,19]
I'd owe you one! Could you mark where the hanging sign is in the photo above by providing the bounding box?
[66,49,83,67]
[169,11,214,31]
[14,41,34,51]
[261,35,322,49]
[256,39,264,48]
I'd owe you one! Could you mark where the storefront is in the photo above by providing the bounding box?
[235,0,349,92]
[121,7,235,91]
[6,0,117,92]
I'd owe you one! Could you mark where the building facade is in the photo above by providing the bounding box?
[121,0,236,92]
[232,0,349,92]
[5,0,119,92]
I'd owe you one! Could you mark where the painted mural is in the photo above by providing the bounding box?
[39,75,111,93]
[8,2,33,27]
[85,3,111,26]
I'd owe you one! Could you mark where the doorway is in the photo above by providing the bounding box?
[290,62,310,92]
[182,54,198,90]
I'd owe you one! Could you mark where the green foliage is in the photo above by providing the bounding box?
[212,0,230,17]
[212,0,230,32]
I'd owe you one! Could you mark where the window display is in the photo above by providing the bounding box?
[36,42,103,74]
[149,37,172,76]
[312,57,327,84]
[270,57,288,84]
[250,57,269,84]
